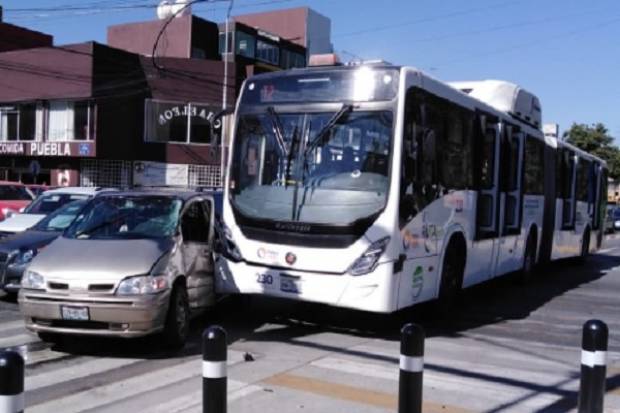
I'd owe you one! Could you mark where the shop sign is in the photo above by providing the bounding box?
[0,143,25,155]
[0,142,96,157]
[158,105,221,129]
[134,161,189,187]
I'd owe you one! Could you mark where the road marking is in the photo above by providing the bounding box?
[146,379,261,413]
[28,358,201,413]
[27,357,142,391]
[0,333,37,349]
[264,373,473,413]
[0,319,25,333]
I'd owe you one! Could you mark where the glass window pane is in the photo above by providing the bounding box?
[145,100,188,143]
[236,31,255,58]
[256,40,279,65]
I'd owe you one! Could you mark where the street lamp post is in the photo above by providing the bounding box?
[221,0,234,187]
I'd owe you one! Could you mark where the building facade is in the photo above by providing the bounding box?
[0,42,234,187]
[0,9,323,188]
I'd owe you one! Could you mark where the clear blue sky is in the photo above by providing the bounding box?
[2,0,619,140]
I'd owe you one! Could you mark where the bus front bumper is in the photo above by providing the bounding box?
[214,256,395,313]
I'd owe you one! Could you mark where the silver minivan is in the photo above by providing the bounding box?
[19,189,216,347]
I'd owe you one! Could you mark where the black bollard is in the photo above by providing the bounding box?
[203,325,227,413]
[578,319,608,413]
[0,351,24,413]
[398,323,425,413]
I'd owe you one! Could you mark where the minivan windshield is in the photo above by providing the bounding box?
[33,199,87,232]
[65,196,182,240]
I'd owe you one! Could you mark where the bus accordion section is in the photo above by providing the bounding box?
[215,64,607,313]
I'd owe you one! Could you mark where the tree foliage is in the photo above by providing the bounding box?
[564,123,620,180]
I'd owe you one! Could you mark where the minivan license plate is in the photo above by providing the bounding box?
[61,305,90,321]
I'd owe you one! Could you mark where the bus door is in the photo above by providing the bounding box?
[473,114,501,280]
[589,162,601,230]
[496,126,524,275]
[561,150,577,229]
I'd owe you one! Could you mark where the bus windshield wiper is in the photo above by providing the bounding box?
[266,106,288,156]
[304,103,354,157]
[284,125,299,188]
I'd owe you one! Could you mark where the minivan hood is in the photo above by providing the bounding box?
[0,214,45,233]
[29,236,174,282]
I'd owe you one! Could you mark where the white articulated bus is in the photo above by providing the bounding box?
[214,63,606,313]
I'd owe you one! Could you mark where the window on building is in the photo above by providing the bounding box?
[218,32,233,56]
[48,100,93,141]
[144,99,219,145]
[0,103,44,141]
[256,40,279,65]
[281,50,306,69]
[524,136,544,195]
[235,31,256,58]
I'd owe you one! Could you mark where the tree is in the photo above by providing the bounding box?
[564,123,620,180]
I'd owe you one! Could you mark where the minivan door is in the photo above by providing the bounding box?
[180,199,215,310]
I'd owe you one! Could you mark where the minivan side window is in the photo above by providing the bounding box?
[181,202,209,243]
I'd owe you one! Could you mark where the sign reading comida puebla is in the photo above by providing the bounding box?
[0,142,96,157]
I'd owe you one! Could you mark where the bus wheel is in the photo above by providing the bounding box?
[519,233,537,284]
[436,245,464,316]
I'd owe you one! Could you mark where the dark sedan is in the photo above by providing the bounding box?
[0,200,87,294]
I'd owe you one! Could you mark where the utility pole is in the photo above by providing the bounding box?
[221,0,234,187]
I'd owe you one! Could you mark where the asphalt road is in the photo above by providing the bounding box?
[1,237,620,412]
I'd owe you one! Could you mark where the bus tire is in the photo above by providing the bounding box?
[436,239,465,316]
[519,231,537,284]
[163,282,190,349]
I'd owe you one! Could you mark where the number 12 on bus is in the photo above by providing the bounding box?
[215,64,607,313]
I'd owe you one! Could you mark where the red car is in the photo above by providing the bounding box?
[0,182,34,221]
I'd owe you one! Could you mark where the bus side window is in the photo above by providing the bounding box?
[399,89,419,227]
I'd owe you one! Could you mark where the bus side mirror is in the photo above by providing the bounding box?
[209,108,235,149]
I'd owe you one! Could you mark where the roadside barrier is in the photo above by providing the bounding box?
[0,350,24,413]
[578,319,608,413]
[398,323,425,413]
[203,325,228,413]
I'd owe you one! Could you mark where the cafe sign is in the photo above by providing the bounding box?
[0,142,96,157]
[158,104,222,129]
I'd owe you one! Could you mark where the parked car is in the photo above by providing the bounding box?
[0,182,34,222]
[0,200,88,294]
[0,187,113,236]
[19,189,216,347]
[26,184,56,197]
[612,207,620,232]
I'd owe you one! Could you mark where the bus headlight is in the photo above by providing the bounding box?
[348,236,390,276]
[218,222,243,262]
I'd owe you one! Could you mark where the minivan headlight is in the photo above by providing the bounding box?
[22,270,45,289]
[116,275,169,295]
[348,236,391,276]
[13,249,36,266]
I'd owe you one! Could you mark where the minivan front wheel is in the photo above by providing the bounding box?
[163,283,190,348]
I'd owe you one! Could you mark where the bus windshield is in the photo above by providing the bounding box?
[230,109,393,226]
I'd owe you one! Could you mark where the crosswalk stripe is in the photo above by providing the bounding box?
[0,333,37,349]
[147,379,263,413]
[28,358,201,413]
[27,357,142,391]
[0,320,25,333]
[309,356,568,410]
[28,350,247,413]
